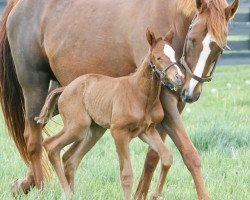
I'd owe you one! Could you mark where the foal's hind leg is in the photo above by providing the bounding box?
[43,101,92,197]
[44,123,90,197]
[62,125,106,191]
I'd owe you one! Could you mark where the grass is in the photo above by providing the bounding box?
[0,65,250,200]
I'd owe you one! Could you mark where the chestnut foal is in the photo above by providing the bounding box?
[36,29,184,199]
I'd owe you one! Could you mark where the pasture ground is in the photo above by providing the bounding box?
[0,65,249,200]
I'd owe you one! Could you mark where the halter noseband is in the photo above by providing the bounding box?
[149,60,178,91]
[179,15,223,83]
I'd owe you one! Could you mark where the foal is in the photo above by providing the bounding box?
[36,29,184,199]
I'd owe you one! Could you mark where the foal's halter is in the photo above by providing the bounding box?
[179,16,223,83]
[149,60,178,91]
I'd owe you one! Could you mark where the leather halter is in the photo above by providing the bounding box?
[179,16,223,83]
[149,60,178,91]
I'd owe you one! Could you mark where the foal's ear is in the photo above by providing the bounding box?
[225,0,239,21]
[196,0,207,13]
[164,28,174,44]
[146,28,156,46]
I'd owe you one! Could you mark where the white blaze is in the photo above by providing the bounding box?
[188,33,212,95]
[164,44,184,77]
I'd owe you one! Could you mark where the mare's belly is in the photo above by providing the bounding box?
[43,0,138,86]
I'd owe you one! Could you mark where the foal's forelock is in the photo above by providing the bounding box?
[187,33,213,95]
[163,44,184,78]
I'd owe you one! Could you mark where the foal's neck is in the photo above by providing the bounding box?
[134,54,161,108]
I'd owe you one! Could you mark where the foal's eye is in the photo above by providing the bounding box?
[157,57,161,60]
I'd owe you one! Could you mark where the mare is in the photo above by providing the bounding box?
[35,29,184,199]
[0,0,238,199]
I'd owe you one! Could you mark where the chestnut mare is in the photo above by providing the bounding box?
[35,29,184,199]
[0,0,238,199]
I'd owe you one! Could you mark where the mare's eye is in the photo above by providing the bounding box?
[157,57,161,60]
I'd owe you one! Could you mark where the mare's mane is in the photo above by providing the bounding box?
[177,0,230,48]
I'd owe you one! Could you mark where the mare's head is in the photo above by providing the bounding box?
[146,29,184,90]
[181,0,239,103]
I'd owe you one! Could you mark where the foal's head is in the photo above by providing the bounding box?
[181,0,239,103]
[146,29,184,90]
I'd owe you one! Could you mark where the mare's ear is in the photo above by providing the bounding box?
[164,28,174,44]
[146,28,156,46]
[225,0,239,21]
[196,0,207,13]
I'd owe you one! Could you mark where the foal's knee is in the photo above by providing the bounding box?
[121,169,133,188]
[161,150,173,169]
[182,149,201,171]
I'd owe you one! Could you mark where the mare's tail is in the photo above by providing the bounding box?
[0,0,30,165]
[35,87,65,125]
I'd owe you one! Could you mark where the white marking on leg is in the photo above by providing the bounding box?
[164,44,184,77]
[188,33,212,95]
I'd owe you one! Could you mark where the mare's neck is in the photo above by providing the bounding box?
[133,54,161,108]
[152,0,196,59]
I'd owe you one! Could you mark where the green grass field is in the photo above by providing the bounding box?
[0,65,249,200]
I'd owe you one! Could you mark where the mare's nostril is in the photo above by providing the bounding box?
[182,89,186,97]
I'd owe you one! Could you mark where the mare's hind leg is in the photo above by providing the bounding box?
[62,125,106,191]
[22,74,51,189]
[11,71,51,194]
[8,16,54,193]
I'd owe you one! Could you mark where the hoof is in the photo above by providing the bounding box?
[151,193,164,200]
[34,116,47,125]
[61,191,74,200]
[11,179,25,197]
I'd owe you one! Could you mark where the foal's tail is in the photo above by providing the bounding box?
[35,87,65,125]
[0,0,30,164]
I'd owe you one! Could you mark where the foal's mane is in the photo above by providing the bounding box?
[177,0,229,48]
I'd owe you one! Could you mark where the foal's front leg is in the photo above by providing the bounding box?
[134,124,170,200]
[139,126,173,186]
[111,128,133,200]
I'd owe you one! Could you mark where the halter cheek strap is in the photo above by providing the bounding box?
[179,15,223,83]
[148,61,178,91]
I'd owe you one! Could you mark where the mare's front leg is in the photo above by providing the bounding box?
[161,91,210,200]
[111,127,133,200]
